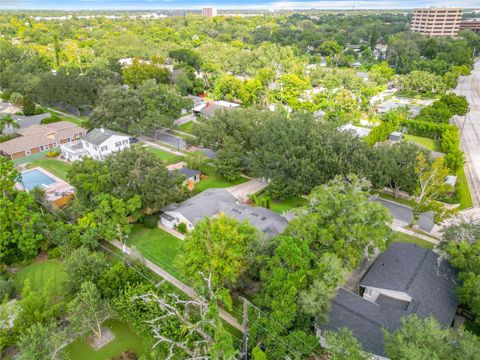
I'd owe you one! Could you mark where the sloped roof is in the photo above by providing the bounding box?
[163,188,288,237]
[83,128,128,146]
[323,243,458,356]
[0,121,85,154]
[175,168,200,179]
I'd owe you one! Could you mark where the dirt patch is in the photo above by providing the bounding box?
[35,250,49,263]
[88,327,115,350]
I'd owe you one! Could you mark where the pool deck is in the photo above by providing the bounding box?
[17,167,75,202]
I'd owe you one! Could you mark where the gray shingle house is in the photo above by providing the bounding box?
[160,188,288,237]
[322,243,458,357]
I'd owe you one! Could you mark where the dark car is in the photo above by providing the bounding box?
[129,137,139,144]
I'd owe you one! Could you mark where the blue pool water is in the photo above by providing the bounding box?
[21,169,56,190]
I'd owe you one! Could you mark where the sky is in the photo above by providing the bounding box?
[1,0,479,10]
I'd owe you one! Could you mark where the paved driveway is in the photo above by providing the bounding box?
[375,198,434,233]
[227,179,268,201]
[453,60,480,207]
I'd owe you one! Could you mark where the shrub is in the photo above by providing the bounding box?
[0,277,16,301]
[440,93,469,116]
[34,107,46,115]
[0,91,11,101]
[0,134,19,144]
[22,93,36,115]
[41,114,61,125]
[141,214,159,229]
[401,120,451,139]
[177,222,187,234]
[48,246,63,259]
[46,149,59,157]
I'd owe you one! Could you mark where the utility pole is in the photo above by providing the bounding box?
[241,297,249,360]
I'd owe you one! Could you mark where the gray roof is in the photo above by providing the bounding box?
[199,147,217,160]
[175,168,200,180]
[83,128,127,145]
[185,95,205,107]
[163,188,288,237]
[194,103,232,117]
[323,243,458,356]
[12,113,51,128]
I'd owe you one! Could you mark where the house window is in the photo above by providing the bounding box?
[67,137,72,143]
[101,146,108,151]
[94,146,98,150]
[122,139,128,145]
[115,141,122,147]
[25,150,31,155]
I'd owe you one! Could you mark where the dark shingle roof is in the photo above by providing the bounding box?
[175,168,200,179]
[83,128,126,145]
[323,243,458,356]
[162,188,288,237]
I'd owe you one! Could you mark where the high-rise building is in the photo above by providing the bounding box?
[202,7,217,18]
[410,8,463,37]
[459,20,480,34]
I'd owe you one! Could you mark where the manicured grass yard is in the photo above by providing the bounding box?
[65,319,147,360]
[25,157,71,180]
[374,191,416,208]
[403,134,441,152]
[145,146,185,165]
[14,259,67,300]
[195,165,248,192]
[456,167,473,210]
[392,231,434,249]
[47,109,86,126]
[257,194,307,213]
[127,224,185,281]
[176,121,196,134]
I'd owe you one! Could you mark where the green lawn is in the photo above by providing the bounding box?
[374,191,416,208]
[456,167,473,210]
[392,231,434,249]
[175,121,196,134]
[257,194,307,213]
[195,165,248,192]
[25,157,71,180]
[47,109,86,126]
[403,134,441,152]
[65,319,147,360]
[145,146,185,165]
[14,259,67,300]
[127,224,185,281]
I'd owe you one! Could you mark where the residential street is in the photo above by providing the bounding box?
[156,132,188,150]
[453,60,480,208]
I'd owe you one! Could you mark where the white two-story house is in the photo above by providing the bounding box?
[60,128,130,162]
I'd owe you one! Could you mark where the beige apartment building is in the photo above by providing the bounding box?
[411,8,463,36]
[202,7,217,18]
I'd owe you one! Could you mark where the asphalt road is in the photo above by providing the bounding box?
[156,132,187,150]
[453,60,480,208]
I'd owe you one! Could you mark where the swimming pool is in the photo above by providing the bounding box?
[21,169,57,191]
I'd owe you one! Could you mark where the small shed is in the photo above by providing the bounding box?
[388,131,403,142]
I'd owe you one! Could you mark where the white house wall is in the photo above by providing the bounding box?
[162,211,194,230]
[82,134,130,161]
